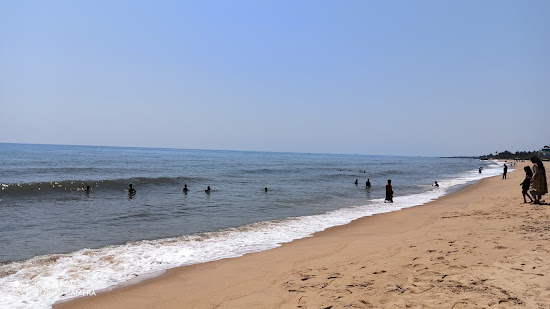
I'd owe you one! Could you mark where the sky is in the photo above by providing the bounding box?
[1,0,549,157]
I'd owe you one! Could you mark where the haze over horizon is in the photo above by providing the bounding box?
[1,1,549,157]
[0,141,545,159]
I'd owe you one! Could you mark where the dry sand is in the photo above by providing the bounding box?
[56,162,550,309]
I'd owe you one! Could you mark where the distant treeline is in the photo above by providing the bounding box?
[479,150,539,160]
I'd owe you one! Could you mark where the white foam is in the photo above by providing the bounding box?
[0,162,502,309]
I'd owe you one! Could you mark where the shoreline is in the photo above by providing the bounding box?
[55,161,550,308]
[52,181,473,307]
[1,159,502,309]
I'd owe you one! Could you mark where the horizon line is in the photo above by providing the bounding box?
[0,141,469,159]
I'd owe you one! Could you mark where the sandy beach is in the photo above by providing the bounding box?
[56,162,549,309]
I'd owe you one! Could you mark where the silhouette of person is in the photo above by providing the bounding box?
[521,166,534,203]
[128,184,136,195]
[85,185,92,195]
[433,181,439,187]
[183,184,188,194]
[530,156,548,204]
[502,164,508,179]
[479,167,483,173]
[205,186,211,193]
[264,187,268,192]
[385,179,393,203]
[354,179,358,185]
[524,165,533,178]
[366,179,371,188]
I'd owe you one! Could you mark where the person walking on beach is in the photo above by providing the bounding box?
[366,179,371,188]
[521,166,534,203]
[529,156,548,204]
[385,179,393,203]
[503,164,508,179]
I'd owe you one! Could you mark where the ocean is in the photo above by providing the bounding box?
[0,143,502,308]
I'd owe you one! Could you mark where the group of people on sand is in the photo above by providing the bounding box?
[520,156,548,204]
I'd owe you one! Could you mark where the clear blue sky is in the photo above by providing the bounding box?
[1,0,548,156]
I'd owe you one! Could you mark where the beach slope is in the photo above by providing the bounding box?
[56,163,550,308]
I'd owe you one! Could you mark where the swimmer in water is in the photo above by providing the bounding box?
[433,181,439,187]
[183,184,188,193]
[128,184,136,195]
[205,186,211,193]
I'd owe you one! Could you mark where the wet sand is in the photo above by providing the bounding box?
[56,162,550,308]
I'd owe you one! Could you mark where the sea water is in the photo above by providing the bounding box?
[0,143,503,308]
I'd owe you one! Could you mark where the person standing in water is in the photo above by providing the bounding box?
[128,184,136,198]
[183,184,188,194]
[366,179,371,188]
[205,186,211,193]
[385,179,393,203]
